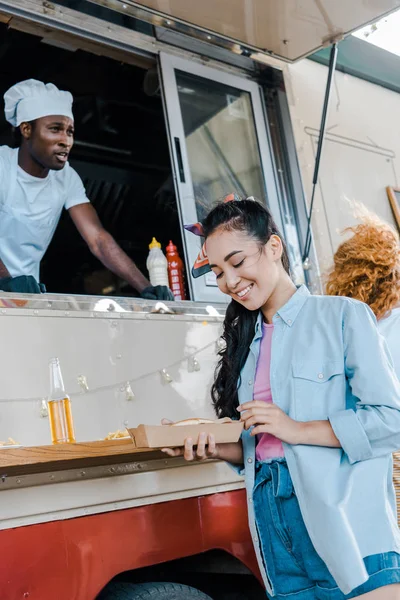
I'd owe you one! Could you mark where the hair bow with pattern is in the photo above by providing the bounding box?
[184,193,241,278]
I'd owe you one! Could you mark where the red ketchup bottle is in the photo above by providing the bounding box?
[166,240,186,301]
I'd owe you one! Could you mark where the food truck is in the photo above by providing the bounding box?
[0,1,399,599]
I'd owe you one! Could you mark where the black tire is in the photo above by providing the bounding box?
[98,581,214,600]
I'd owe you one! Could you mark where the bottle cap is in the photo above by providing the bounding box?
[149,237,161,249]
[166,240,177,253]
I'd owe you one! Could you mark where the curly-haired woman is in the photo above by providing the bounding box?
[326,212,400,379]
[326,211,400,527]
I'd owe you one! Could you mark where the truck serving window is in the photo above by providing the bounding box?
[0,23,184,298]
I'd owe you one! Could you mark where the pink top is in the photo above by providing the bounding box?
[254,322,285,461]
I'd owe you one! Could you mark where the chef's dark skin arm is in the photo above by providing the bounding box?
[17,116,169,297]
[0,259,10,279]
[69,203,151,293]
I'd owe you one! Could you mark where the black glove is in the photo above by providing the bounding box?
[0,275,46,294]
[140,285,175,301]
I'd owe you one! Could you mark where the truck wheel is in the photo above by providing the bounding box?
[99,581,214,599]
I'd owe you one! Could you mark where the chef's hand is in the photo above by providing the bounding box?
[140,285,175,301]
[160,418,219,461]
[238,401,302,445]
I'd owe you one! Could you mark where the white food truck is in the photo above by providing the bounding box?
[0,2,399,599]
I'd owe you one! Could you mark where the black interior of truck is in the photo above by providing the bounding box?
[0,22,184,296]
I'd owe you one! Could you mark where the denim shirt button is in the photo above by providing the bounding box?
[248,380,253,386]
[287,319,292,325]
[247,457,253,464]
[248,497,253,503]
[318,373,324,380]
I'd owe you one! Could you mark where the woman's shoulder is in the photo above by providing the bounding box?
[379,306,400,331]
[307,293,369,311]
[379,308,400,376]
[303,293,375,326]
[387,306,400,319]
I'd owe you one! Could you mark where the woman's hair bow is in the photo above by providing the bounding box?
[184,193,241,278]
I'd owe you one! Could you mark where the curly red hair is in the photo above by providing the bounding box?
[326,214,400,321]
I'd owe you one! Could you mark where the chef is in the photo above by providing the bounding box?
[0,79,173,300]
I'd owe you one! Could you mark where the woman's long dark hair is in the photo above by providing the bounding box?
[202,199,290,418]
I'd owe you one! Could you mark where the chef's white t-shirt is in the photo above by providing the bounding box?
[0,146,89,282]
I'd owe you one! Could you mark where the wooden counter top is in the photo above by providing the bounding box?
[0,439,163,477]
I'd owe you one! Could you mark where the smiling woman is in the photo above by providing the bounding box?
[163,197,400,600]
[203,198,291,320]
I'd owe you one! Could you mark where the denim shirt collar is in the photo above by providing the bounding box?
[254,285,310,338]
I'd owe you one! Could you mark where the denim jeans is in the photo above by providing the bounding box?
[253,460,400,599]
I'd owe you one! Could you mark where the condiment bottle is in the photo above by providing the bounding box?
[166,240,186,301]
[146,237,169,287]
[48,357,76,444]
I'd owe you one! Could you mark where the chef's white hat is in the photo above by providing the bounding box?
[4,79,73,127]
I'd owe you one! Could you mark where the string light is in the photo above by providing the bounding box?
[187,356,201,372]
[40,398,48,418]
[77,375,89,392]
[160,369,173,384]
[0,339,218,404]
[124,382,135,401]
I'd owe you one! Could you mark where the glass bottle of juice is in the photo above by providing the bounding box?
[48,357,76,444]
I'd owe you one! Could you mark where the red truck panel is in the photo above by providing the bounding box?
[0,489,259,600]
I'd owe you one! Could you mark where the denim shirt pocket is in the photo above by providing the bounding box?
[292,360,345,421]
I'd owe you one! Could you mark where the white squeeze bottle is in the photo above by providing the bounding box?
[146,237,169,287]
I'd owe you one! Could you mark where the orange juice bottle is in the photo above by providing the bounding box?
[48,357,76,444]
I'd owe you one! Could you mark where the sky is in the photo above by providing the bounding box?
[353,8,400,56]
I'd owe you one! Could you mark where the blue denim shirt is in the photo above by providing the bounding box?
[236,285,400,595]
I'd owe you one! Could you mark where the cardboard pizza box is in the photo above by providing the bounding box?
[127,418,243,449]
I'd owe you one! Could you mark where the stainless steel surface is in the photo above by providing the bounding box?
[87,0,400,62]
[0,293,226,447]
[0,293,245,530]
[0,0,257,76]
[0,0,158,59]
[0,291,226,317]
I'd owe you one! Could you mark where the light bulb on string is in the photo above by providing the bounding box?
[40,398,48,418]
[77,375,89,392]
[124,382,135,401]
[188,356,201,372]
[161,368,173,384]
[0,339,218,404]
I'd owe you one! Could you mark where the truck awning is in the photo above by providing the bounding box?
[89,0,400,62]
